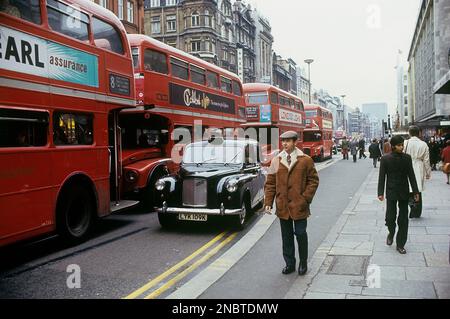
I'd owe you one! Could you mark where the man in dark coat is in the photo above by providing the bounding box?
[359,138,367,159]
[369,138,382,168]
[378,135,420,254]
[264,131,319,275]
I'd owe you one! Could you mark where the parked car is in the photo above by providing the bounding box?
[154,138,266,229]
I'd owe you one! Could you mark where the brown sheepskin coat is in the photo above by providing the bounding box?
[264,149,319,220]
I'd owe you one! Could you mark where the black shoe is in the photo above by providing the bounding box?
[298,263,308,276]
[386,234,394,246]
[396,246,406,254]
[282,265,295,275]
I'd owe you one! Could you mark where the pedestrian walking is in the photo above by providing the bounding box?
[369,138,382,168]
[350,138,358,163]
[428,137,440,171]
[341,136,349,160]
[359,138,367,159]
[441,139,450,185]
[264,131,319,276]
[383,138,392,154]
[403,126,431,219]
[378,135,420,255]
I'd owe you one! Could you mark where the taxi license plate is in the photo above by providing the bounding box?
[178,213,208,222]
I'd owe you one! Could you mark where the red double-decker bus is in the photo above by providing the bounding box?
[242,83,305,163]
[303,105,334,161]
[0,0,136,246]
[119,34,246,210]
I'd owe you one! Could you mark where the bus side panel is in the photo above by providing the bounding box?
[0,150,54,244]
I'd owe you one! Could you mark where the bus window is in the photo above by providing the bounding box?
[190,65,205,85]
[206,70,219,89]
[232,80,242,96]
[289,99,295,108]
[279,95,289,106]
[304,132,322,142]
[170,57,189,80]
[92,16,124,54]
[144,49,168,74]
[299,100,304,111]
[305,110,317,117]
[131,47,139,70]
[247,92,268,104]
[220,77,232,93]
[0,0,41,24]
[270,92,278,104]
[53,112,93,146]
[0,108,48,147]
[47,0,89,42]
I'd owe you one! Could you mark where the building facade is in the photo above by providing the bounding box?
[251,9,273,84]
[296,67,311,103]
[408,0,450,137]
[144,0,238,72]
[93,0,145,34]
[233,0,256,83]
[395,51,409,129]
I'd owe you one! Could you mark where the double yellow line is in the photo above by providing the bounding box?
[124,231,238,299]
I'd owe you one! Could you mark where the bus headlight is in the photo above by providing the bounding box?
[155,179,166,191]
[226,181,238,193]
[125,170,138,183]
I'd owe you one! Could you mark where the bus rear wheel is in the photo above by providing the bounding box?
[57,185,94,245]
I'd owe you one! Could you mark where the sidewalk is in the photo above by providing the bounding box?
[286,168,450,299]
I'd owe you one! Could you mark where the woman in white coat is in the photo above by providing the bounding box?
[403,126,431,218]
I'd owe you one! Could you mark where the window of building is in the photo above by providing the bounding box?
[207,71,219,89]
[166,0,176,5]
[47,0,89,42]
[166,15,176,32]
[204,9,210,27]
[151,16,161,34]
[191,11,199,27]
[0,0,41,24]
[220,77,232,93]
[127,1,134,23]
[223,50,228,61]
[191,65,205,85]
[211,41,216,54]
[166,41,176,48]
[232,80,242,96]
[404,85,407,94]
[53,112,93,146]
[92,17,124,54]
[0,109,48,147]
[190,40,201,52]
[144,49,168,74]
[170,57,189,80]
[150,0,160,7]
[99,0,107,8]
[118,0,124,20]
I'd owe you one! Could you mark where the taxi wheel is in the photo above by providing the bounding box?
[233,201,247,230]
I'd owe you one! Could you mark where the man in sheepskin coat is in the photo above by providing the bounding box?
[264,131,319,276]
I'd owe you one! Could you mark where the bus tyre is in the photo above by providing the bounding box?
[57,185,94,245]
[158,213,176,228]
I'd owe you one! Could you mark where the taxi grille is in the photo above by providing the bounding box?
[303,148,311,156]
[183,178,207,207]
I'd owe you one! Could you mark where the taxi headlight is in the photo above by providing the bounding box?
[155,179,166,191]
[226,181,238,193]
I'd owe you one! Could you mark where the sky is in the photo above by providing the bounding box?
[246,0,422,114]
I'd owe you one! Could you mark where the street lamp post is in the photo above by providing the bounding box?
[304,59,314,103]
[340,94,346,133]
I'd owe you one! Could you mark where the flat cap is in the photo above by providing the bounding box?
[280,131,298,140]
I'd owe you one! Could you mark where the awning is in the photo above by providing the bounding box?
[434,70,450,94]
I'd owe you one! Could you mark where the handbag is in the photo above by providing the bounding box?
[443,162,450,174]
